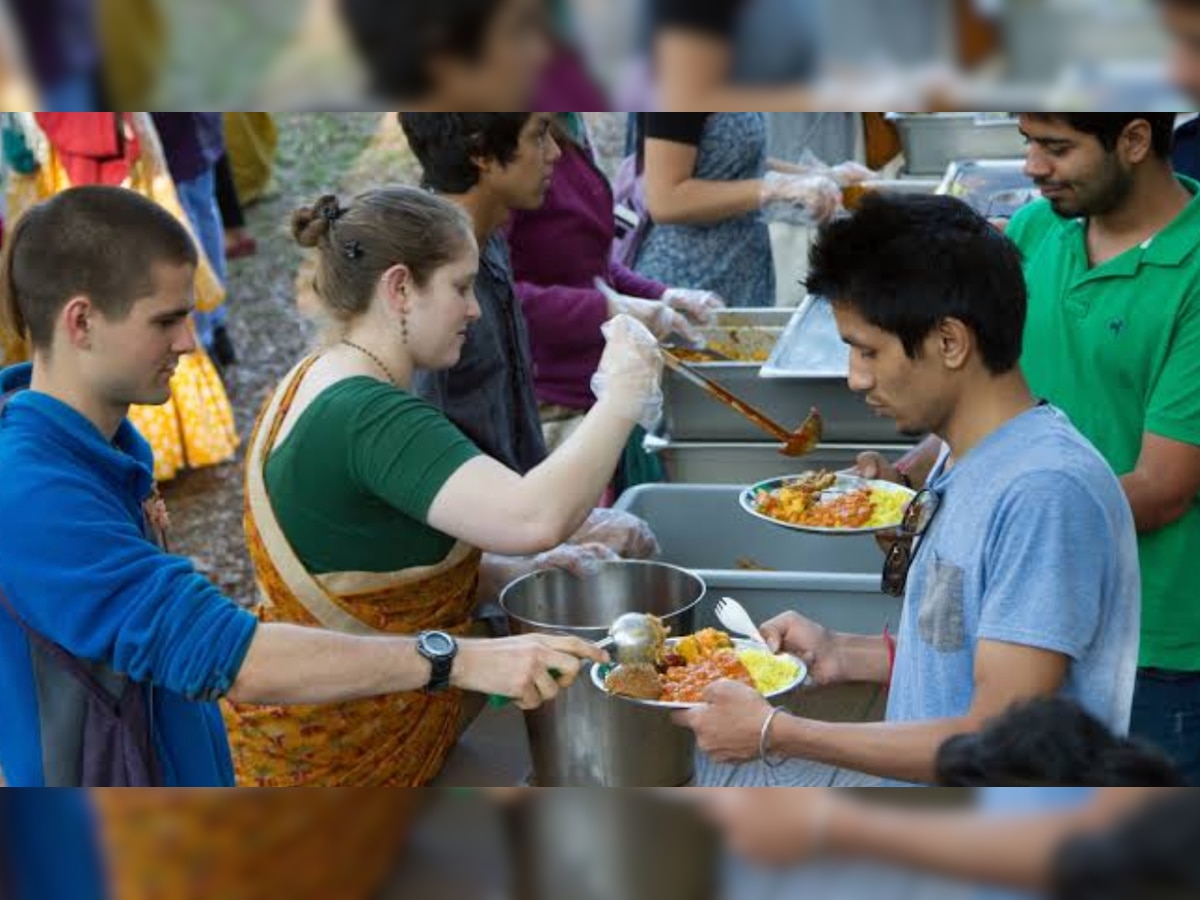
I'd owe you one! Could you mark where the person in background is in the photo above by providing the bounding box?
[150,113,236,369]
[675,194,1141,786]
[215,152,257,261]
[864,114,1200,785]
[1174,113,1200,180]
[635,112,845,308]
[506,113,721,454]
[338,0,552,110]
[96,0,168,110]
[221,112,277,207]
[0,3,36,111]
[0,111,238,482]
[693,788,1194,899]
[645,0,952,112]
[7,0,102,111]
[400,112,663,563]
[530,1,611,110]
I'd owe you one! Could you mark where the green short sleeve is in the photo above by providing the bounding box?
[344,381,482,521]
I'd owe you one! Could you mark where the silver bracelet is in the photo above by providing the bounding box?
[758,706,787,768]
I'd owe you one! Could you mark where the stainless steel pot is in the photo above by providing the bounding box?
[499,561,705,786]
[508,790,719,900]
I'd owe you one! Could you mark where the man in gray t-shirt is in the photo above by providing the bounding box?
[676,193,1140,786]
[887,405,1139,738]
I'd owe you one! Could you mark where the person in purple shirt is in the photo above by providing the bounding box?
[8,0,101,111]
[150,113,237,368]
[507,115,723,450]
[338,0,552,110]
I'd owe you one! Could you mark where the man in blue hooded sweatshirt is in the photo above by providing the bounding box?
[0,185,606,787]
[0,792,107,900]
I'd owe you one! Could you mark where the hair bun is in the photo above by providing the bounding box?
[291,194,343,248]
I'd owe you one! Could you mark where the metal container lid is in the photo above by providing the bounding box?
[760,296,850,379]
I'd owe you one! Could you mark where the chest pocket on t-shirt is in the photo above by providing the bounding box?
[918,557,966,653]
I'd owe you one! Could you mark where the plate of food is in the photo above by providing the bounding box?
[591,626,807,710]
[740,470,916,535]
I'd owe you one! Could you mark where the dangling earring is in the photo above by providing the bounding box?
[401,314,409,345]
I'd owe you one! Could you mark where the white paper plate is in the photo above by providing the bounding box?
[591,637,808,710]
[740,473,916,535]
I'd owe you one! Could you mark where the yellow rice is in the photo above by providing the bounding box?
[738,649,801,695]
[867,485,911,529]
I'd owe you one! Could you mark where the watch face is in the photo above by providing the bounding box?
[422,632,455,657]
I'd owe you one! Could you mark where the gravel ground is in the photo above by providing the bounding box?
[162,112,627,607]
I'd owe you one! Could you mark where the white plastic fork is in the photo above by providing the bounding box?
[715,596,770,648]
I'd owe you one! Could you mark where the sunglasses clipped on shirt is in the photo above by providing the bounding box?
[881,488,942,598]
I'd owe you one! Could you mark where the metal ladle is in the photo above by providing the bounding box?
[661,348,823,457]
[489,613,664,708]
[608,612,668,666]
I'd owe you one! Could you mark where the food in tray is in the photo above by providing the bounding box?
[752,469,908,530]
[705,339,770,363]
[667,328,776,364]
[602,625,800,705]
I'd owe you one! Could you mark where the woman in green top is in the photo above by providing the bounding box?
[225,186,663,787]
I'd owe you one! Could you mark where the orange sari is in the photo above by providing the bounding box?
[92,789,421,900]
[222,357,482,787]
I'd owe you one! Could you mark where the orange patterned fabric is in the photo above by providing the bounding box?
[223,358,483,787]
[0,113,237,481]
[92,789,421,900]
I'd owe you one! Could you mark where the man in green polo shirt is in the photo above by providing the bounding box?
[859,113,1200,783]
[1160,0,1200,102]
[1010,114,1200,783]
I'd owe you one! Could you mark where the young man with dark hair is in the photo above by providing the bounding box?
[338,0,550,109]
[675,193,1140,786]
[691,788,1194,899]
[0,186,606,787]
[401,113,558,475]
[400,112,661,566]
[1013,112,1200,786]
[863,113,1200,784]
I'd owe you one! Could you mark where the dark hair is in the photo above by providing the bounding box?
[399,113,533,194]
[291,187,473,322]
[0,186,197,352]
[1051,792,1200,900]
[805,192,1027,375]
[935,697,1186,787]
[339,0,508,100]
[1022,113,1178,159]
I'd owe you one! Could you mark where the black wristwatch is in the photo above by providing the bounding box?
[416,631,459,693]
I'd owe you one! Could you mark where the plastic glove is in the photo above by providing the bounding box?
[828,161,877,188]
[532,542,621,578]
[760,173,844,226]
[662,288,725,327]
[570,509,661,560]
[589,313,664,430]
[596,278,703,345]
